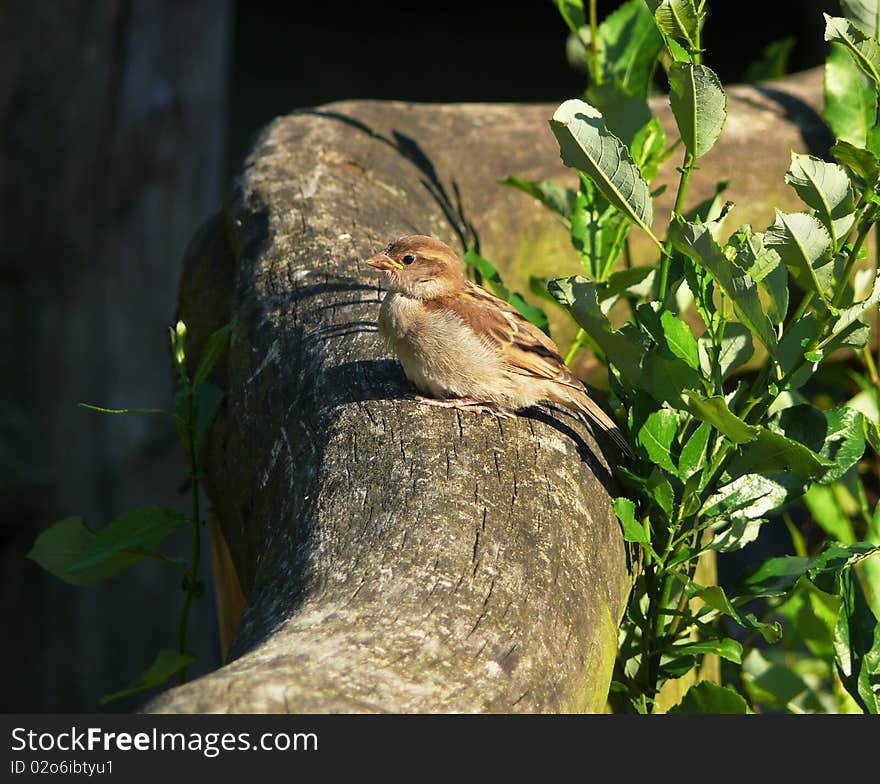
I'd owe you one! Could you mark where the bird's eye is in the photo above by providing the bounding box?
[402,254,416,265]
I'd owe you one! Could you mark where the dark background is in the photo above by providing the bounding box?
[1,0,837,712]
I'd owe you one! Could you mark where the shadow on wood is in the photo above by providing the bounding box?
[145,68,828,713]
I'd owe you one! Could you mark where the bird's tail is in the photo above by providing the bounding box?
[564,389,634,460]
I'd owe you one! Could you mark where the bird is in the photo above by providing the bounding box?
[362,234,633,458]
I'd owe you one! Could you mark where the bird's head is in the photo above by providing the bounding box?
[364,235,466,299]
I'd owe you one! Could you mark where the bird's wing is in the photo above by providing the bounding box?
[436,281,585,392]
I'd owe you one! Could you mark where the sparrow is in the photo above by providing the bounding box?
[363,235,632,457]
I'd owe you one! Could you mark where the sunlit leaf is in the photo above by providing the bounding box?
[830,140,880,188]
[834,568,880,713]
[678,421,711,478]
[825,45,878,149]
[727,426,832,481]
[841,0,880,37]
[671,637,743,664]
[734,541,880,599]
[637,408,679,473]
[728,226,788,324]
[764,211,834,304]
[824,14,880,89]
[614,497,650,544]
[784,152,856,247]
[682,391,758,444]
[550,99,658,245]
[773,405,866,485]
[668,681,752,714]
[646,0,700,51]
[669,217,777,350]
[596,0,664,98]
[668,62,727,159]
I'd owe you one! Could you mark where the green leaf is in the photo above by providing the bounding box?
[554,0,585,35]
[830,140,880,188]
[193,322,233,386]
[647,473,675,520]
[570,175,630,279]
[709,517,766,552]
[637,408,679,473]
[825,45,877,149]
[27,507,187,585]
[100,649,196,705]
[668,681,752,714]
[671,638,743,664]
[703,473,804,527]
[778,577,842,659]
[702,472,804,552]
[630,116,668,183]
[742,648,837,714]
[678,579,782,642]
[734,541,880,600]
[825,270,880,345]
[704,322,754,381]
[668,62,727,159]
[682,391,758,444]
[27,517,115,586]
[824,14,880,90]
[742,37,795,84]
[668,217,777,350]
[678,420,711,478]
[596,0,664,98]
[498,175,577,224]
[646,0,700,51]
[550,99,658,246]
[841,0,880,37]
[586,81,651,147]
[775,312,821,392]
[774,405,866,485]
[834,567,880,713]
[784,152,856,247]
[728,226,788,324]
[804,483,857,544]
[726,426,832,481]
[665,36,691,63]
[463,248,551,334]
[548,276,644,383]
[659,310,700,370]
[600,266,656,306]
[764,211,834,304]
[614,497,649,544]
[68,506,188,575]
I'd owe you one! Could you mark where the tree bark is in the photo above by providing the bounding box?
[146,69,828,712]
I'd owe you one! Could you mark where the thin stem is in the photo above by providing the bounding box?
[875,223,879,383]
[693,8,702,65]
[564,328,586,366]
[658,153,697,302]
[177,390,202,684]
[672,154,695,217]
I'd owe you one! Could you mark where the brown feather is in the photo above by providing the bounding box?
[367,235,633,457]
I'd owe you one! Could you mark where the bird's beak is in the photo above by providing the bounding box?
[364,252,404,271]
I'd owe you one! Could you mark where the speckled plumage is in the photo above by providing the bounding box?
[364,235,632,456]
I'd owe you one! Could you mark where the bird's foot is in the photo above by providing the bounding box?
[414,395,514,418]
